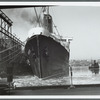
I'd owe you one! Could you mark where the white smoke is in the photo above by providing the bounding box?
[2,7,42,26]
[2,7,43,41]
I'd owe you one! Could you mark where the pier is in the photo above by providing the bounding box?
[0,9,25,93]
[10,85,100,95]
[1,84,100,95]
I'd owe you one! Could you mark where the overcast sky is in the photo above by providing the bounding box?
[2,5,100,60]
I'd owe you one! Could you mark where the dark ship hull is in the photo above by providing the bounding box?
[25,35,69,78]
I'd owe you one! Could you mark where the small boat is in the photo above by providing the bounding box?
[89,60,99,74]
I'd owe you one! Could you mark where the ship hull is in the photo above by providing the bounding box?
[25,35,69,78]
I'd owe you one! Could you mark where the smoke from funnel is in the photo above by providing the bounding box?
[3,8,42,26]
[21,8,38,26]
[2,8,43,41]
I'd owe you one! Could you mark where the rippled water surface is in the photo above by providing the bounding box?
[12,66,100,87]
[72,66,100,85]
[1,66,100,87]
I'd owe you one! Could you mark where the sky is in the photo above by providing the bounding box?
[2,5,100,60]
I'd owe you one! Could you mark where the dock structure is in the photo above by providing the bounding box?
[0,10,24,67]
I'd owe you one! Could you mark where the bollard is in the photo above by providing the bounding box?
[68,66,75,89]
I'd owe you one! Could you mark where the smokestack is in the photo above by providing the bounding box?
[43,14,53,33]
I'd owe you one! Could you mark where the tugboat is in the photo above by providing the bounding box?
[25,7,71,78]
[89,60,99,74]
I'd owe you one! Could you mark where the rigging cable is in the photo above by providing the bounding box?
[50,7,67,47]
[9,51,22,64]
[0,43,22,54]
[34,7,40,27]
[53,22,60,36]
[38,7,44,27]
[0,48,21,62]
[0,51,21,65]
[50,7,62,37]
[52,21,66,47]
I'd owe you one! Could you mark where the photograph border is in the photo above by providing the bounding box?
[0,1,100,99]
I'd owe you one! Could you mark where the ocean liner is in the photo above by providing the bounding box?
[25,7,71,78]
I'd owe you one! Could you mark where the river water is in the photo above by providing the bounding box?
[1,65,100,87]
[12,66,100,87]
[72,66,100,85]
